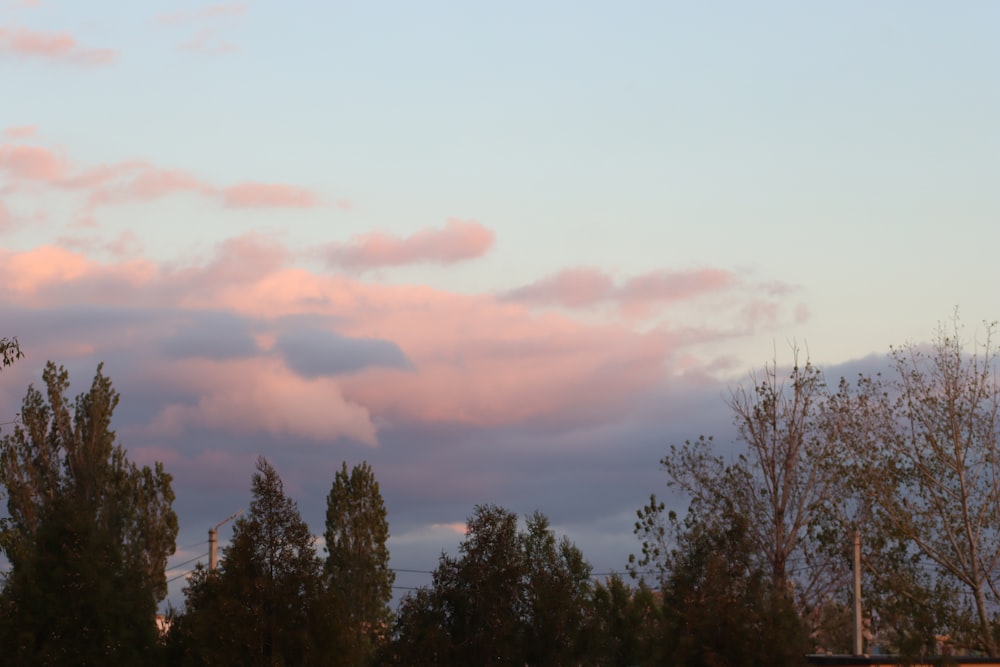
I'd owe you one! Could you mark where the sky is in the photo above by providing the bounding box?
[1,0,998,608]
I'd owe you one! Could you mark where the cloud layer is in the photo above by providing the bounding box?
[0,133,322,227]
[320,219,495,271]
[0,26,116,65]
[502,266,740,318]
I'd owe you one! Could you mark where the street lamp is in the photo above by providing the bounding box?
[209,509,244,572]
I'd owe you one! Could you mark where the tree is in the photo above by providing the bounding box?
[0,336,22,370]
[172,457,328,666]
[324,461,394,664]
[828,317,1000,655]
[583,575,661,667]
[521,511,593,665]
[0,362,177,665]
[639,353,846,629]
[384,504,592,666]
[655,505,809,667]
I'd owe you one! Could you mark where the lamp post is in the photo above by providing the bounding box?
[209,509,244,572]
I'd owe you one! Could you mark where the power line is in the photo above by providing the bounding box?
[165,552,210,586]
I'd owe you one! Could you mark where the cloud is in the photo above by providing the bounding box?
[0,134,321,219]
[159,311,260,361]
[0,26,116,65]
[221,182,318,208]
[146,358,379,446]
[0,233,806,455]
[155,3,247,55]
[0,143,67,181]
[502,266,738,316]
[321,219,494,271]
[618,268,736,316]
[501,267,615,307]
[3,125,36,138]
[275,328,412,378]
[85,164,209,205]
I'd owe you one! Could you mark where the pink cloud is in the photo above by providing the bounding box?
[3,125,36,138]
[503,266,738,317]
[174,232,290,289]
[0,27,116,65]
[0,236,798,438]
[502,267,615,307]
[104,230,142,257]
[222,182,318,208]
[618,268,736,315]
[322,219,495,271]
[145,358,378,445]
[0,233,292,309]
[0,135,320,218]
[0,242,674,430]
[0,143,66,181]
[86,164,209,206]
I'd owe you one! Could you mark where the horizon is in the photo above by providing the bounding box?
[1,0,997,610]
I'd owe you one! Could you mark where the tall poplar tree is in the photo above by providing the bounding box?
[0,362,177,665]
[324,461,394,664]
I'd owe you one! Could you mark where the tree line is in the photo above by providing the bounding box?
[0,315,998,665]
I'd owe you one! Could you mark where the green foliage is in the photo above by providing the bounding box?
[584,574,661,667]
[657,508,810,667]
[324,461,394,665]
[171,457,329,667]
[384,504,592,666]
[642,353,847,646]
[825,317,1000,656]
[0,362,177,665]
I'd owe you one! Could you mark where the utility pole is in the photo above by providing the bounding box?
[853,529,863,656]
[209,509,244,572]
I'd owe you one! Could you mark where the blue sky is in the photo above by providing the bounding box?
[1,0,997,606]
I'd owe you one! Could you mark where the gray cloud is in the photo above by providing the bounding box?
[160,311,259,360]
[276,329,412,378]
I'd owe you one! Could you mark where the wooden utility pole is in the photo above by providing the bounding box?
[853,529,863,656]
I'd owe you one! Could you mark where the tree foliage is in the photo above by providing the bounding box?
[657,506,809,667]
[827,317,1000,655]
[324,460,394,664]
[171,457,328,667]
[384,504,592,666]
[583,574,661,667]
[0,362,177,665]
[0,336,22,370]
[637,353,846,630]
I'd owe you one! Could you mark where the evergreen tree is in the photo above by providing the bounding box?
[0,362,177,665]
[172,457,328,667]
[324,461,393,664]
